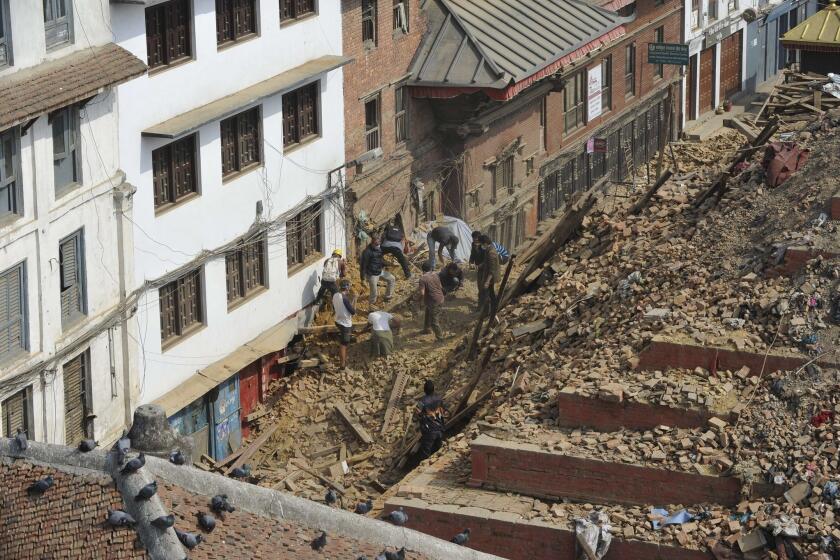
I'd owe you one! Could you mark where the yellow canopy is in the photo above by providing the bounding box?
[782,0,840,47]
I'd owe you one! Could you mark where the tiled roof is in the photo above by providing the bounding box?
[0,460,147,560]
[0,43,147,130]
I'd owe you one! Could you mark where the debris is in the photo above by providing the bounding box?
[574,511,613,560]
[334,402,374,445]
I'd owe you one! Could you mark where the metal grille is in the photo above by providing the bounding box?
[153,135,196,208]
[0,263,24,361]
[2,388,29,438]
[539,171,562,221]
[221,107,261,177]
[145,0,192,70]
[63,351,90,445]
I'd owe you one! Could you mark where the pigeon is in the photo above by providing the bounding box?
[27,475,54,496]
[451,528,471,545]
[120,452,145,475]
[324,488,338,505]
[169,449,186,465]
[229,464,251,479]
[175,528,203,550]
[113,430,131,464]
[195,511,216,533]
[14,428,27,451]
[375,549,406,560]
[150,514,175,530]
[310,531,327,551]
[78,439,98,452]
[384,507,408,526]
[210,494,235,515]
[135,480,158,501]
[106,509,137,527]
[354,498,373,514]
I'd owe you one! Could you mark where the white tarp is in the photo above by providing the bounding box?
[412,216,474,263]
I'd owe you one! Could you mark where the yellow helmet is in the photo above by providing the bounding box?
[332,249,342,256]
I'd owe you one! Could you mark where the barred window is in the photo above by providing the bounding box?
[564,71,586,132]
[492,155,514,200]
[654,27,665,78]
[159,268,203,347]
[286,203,322,268]
[216,0,257,45]
[282,83,319,147]
[146,0,192,70]
[221,107,262,177]
[226,235,267,305]
[280,0,315,21]
[153,135,198,209]
[59,230,86,328]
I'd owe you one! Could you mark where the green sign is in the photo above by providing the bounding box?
[647,43,689,65]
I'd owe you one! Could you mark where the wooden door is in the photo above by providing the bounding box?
[686,54,696,121]
[720,31,743,99]
[699,46,716,114]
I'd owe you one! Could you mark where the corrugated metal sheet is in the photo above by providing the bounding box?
[412,0,625,89]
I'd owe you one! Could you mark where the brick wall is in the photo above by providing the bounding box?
[384,498,715,560]
[469,436,744,507]
[556,391,736,432]
[768,246,840,277]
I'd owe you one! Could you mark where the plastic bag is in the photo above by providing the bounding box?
[575,511,613,560]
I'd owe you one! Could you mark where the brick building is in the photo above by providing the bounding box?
[406,0,684,253]
[341,0,444,249]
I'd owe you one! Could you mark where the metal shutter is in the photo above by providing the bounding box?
[2,389,28,438]
[63,353,87,445]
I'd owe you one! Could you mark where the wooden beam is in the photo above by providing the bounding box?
[299,323,367,335]
[381,370,408,435]
[334,402,373,444]
[628,169,674,216]
[224,424,280,475]
[291,459,347,494]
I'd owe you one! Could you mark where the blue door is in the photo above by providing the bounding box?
[210,376,242,461]
[169,396,210,461]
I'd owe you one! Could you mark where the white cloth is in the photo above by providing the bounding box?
[333,292,354,328]
[368,311,393,332]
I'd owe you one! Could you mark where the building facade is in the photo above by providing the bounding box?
[0,2,146,446]
[111,0,348,459]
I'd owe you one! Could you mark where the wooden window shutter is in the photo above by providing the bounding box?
[225,253,241,302]
[63,353,87,445]
[299,84,317,138]
[282,92,297,145]
[281,0,293,20]
[216,0,231,43]
[177,275,190,332]
[145,7,164,67]
[2,389,28,438]
[159,283,177,341]
[60,235,82,322]
[153,146,172,206]
[234,0,255,38]
[174,0,191,59]
[172,136,195,199]
[237,109,260,168]
[0,266,22,357]
[221,118,236,175]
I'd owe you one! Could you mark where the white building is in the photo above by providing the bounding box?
[682,0,752,124]
[0,2,145,446]
[110,0,348,459]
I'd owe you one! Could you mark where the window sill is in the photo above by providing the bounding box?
[154,191,201,217]
[227,285,268,312]
[282,134,320,155]
[0,212,25,231]
[217,32,259,52]
[160,322,205,352]
[54,181,82,202]
[148,56,194,77]
[280,12,318,27]
[60,312,88,337]
[287,252,324,277]
[222,162,263,184]
[392,28,409,39]
[363,40,378,52]
[0,348,30,370]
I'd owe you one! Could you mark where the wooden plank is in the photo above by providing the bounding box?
[299,323,367,335]
[224,423,280,475]
[308,445,341,460]
[628,169,674,216]
[246,407,268,423]
[213,448,245,471]
[291,459,347,494]
[298,358,320,368]
[512,319,549,339]
[334,402,374,444]
[381,370,408,435]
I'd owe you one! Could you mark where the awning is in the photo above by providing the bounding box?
[0,43,146,130]
[142,55,352,138]
[151,316,299,417]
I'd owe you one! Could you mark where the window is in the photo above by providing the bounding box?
[492,155,514,200]
[0,263,26,362]
[539,96,547,151]
[146,0,192,70]
[654,27,665,78]
[2,387,31,438]
[392,0,408,33]
[395,86,408,144]
[564,71,586,132]
[280,0,315,21]
[691,0,700,27]
[708,0,718,20]
[625,44,636,97]
[221,107,262,178]
[525,156,535,176]
[601,56,612,112]
[423,190,436,220]
[216,0,256,45]
[59,231,86,328]
[362,0,377,45]
[286,203,322,268]
[365,95,381,151]
[0,1,11,67]
[282,82,319,147]
[44,0,73,49]
[0,128,21,218]
[153,135,198,210]
[63,351,92,445]
[159,268,203,346]
[226,235,267,305]
[52,106,81,193]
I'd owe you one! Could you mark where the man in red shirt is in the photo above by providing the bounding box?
[417,262,445,340]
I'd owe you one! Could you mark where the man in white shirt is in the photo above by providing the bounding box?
[332,280,357,370]
[367,310,400,357]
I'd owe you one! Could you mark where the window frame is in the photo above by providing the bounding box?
[62,349,93,445]
[145,0,193,72]
[225,234,268,307]
[52,106,82,195]
[364,94,381,151]
[492,155,514,201]
[563,71,586,133]
[2,386,33,438]
[707,0,718,21]
[601,55,612,112]
[362,0,377,46]
[220,106,263,180]
[625,43,636,98]
[0,1,12,68]
[654,27,665,79]
[0,262,27,364]
[727,0,738,11]
[59,230,86,329]
[282,82,320,149]
[394,85,409,144]
[691,0,701,28]
[285,202,322,271]
[0,127,22,219]
[216,0,258,47]
[539,96,547,151]
[280,0,316,23]
[44,0,73,50]
[152,134,199,212]
[423,190,436,221]
[392,0,408,34]
[159,268,204,349]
